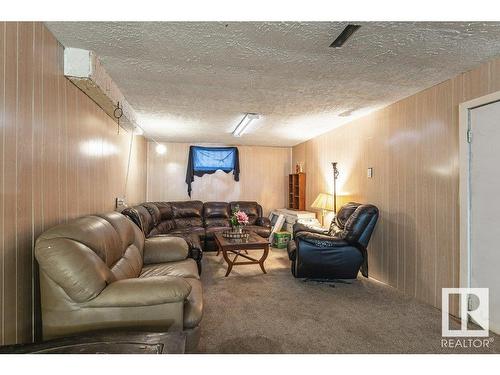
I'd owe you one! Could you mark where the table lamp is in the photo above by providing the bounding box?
[311,193,334,226]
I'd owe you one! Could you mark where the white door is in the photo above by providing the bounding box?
[470,100,500,334]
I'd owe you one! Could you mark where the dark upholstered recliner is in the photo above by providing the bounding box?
[287,202,379,279]
[122,201,272,267]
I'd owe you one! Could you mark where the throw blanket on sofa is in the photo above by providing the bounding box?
[185,146,240,197]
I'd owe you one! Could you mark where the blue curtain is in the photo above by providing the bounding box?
[185,146,240,196]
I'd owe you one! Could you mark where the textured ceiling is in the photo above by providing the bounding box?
[46,22,500,146]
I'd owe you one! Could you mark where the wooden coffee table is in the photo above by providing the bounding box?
[214,231,270,277]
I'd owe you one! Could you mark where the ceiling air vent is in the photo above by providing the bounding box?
[330,24,361,48]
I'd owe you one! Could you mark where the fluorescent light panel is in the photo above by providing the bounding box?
[233,113,260,137]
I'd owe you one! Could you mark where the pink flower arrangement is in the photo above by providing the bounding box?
[234,211,249,225]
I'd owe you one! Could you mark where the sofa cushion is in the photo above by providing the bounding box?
[203,202,230,218]
[148,202,176,235]
[37,215,123,267]
[97,212,140,253]
[108,244,143,280]
[134,205,156,235]
[158,233,203,273]
[203,202,231,227]
[143,236,189,264]
[97,212,145,279]
[149,221,176,237]
[174,216,203,228]
[140,259,200,280]
[183,278,203,329]
[142,203,161,225]
[36,237,114,303]
[84,276,192,307]
[154,202,175,220]
[171,201,204,228]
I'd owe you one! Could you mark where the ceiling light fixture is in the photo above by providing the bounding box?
[232,113,260,137]
[330,24,361,48]
[125,117,166,155]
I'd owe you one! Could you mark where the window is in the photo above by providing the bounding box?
[192,146,237,172]
[185,146,240,196]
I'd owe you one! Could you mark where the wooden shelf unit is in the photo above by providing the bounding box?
[288,173,306,210]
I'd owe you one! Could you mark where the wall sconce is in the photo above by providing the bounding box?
[156,144,167,155]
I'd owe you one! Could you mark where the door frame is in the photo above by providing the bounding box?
[459,91,500,301]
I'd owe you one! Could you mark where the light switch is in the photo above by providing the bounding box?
[367,168,373,178]
[115,197,126,208]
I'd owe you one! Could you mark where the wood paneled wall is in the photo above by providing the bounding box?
[0,22,147,345]
[293,57,500,315]
[147,142,291,215]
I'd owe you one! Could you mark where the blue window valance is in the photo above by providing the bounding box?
[185,146,240,197]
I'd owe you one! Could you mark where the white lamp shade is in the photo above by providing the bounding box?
[311,193,334,211]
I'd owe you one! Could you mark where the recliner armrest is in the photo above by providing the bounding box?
[296,232,349,248]
[293,223,328,236]
[287,240,297,261]
[83,276,192,308]
[255,217,271,228]
[143,236,189,264]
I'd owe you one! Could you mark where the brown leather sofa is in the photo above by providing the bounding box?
[35,211,203,352]
[122,201,272,253]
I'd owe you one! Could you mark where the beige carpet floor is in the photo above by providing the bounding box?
[196,248,499,354]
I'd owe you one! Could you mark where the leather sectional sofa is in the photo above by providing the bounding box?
[35,211,203,352]
[122,201,272,257]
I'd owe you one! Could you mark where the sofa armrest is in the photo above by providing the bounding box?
[121,207,143,232]
[182,233,203,262]
[255,217,271,228]
[296,231,349,248]
[84,276,192,308]
[143,236,189,264]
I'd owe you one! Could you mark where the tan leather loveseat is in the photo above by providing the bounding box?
[35,212,203,351]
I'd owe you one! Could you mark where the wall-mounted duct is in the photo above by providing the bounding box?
[64,47,146,208]
[64,48,139,134]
